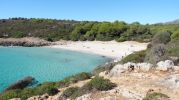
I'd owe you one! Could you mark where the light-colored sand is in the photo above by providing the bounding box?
[49,41,148,60]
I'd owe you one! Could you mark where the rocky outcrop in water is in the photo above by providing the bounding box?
[4,76,36,92]
[0,37,51,47]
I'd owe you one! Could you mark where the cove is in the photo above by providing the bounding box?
[0,47,111,92]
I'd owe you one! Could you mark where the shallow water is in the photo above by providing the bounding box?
[0,47,111,91]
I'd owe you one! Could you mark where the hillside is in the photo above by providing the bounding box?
[165,19,179,25]
[0,18,179,42]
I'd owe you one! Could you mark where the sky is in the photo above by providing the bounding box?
[0,0,179,24]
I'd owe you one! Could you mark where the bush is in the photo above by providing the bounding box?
[143,92,169,100]
[61,76,116,99]
[11,32,25,38]
[167,46,179,57]
[145,44,166,64]
[0,82,59,100]
[62,87,79,98]
[116,36,127,42]
[79,35,87,41]
[151,32,171,45]
[120,50,146,64]
[59,72,92,87]
[171,30,179,40]
[92,62,117,76]
[46,37,53,42]
[0,72,91,100]
[0,90,20,100]
[89,76,116,91]
[46,87,59,96]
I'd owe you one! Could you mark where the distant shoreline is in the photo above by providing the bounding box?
[47,40,148,61]
[0,37,51,47]
[0,37,148,60]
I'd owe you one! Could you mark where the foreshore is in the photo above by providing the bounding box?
[0,37,51,47]
[0,37,148,61]
[48,40,148,60]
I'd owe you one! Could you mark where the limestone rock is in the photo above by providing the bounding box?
[76,93,92,100]
[10,98,21,100]
[123,62,137,71]
[137,63,154,72]
[156,60,174,71]
[109,64,125,76]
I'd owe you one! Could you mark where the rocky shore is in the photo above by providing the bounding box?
[0,37,51,47]
[15,60,179,100]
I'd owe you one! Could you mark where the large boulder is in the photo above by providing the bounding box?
[4,76,37,91]
[109,64,125,77]
[93,61,117,75]
[137,63,154,72]
[159,74,179,89]
[123,62,137,72]
[156,60,174,71]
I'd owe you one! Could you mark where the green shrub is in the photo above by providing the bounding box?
[61,76,116,99]
[0,90,20,100]
[0,82,59,100]
[151,32,171,45]
[62,87,79,98]
[120,50,146,64]
[46,37,54,42]
[59,72,92,87]
[171,30,179,40]
[143,92,169,100]
[92,62,117,76]
[89,76,116,91]
[79,35,87,41]
[0,72,91,100]
[116,36,127,42]
[167,46,179,57]
[46,87,59,96]
[145,44,166,64]
[11,32,25,38]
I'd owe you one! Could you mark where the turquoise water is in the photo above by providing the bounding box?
[0,47,111,92]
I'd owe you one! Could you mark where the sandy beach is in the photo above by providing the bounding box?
[49,41,148,60]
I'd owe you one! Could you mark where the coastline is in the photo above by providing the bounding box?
[0,37,51,47]
[0,38,148,60]
[47,40,148,61]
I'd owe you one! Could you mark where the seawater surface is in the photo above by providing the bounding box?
[0,46,111,91]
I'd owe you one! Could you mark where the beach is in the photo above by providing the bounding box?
[49,41,148,60]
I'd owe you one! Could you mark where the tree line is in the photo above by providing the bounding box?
[0,18,178,42]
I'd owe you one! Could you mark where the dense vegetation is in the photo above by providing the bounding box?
[120,31,179,65]
[62,76,116,99]
[120,50,146,64]
[143,92,169,100]
[0,72,92,100]
[0,18,178,99]
[0,18,179,42]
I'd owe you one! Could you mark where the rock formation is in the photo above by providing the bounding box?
[4,76,36,92]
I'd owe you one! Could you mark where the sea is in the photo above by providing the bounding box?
[0,46,111,91]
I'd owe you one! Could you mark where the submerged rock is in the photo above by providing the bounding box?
[4,76,37,91]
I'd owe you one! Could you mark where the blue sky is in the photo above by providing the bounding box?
[0,0,179,24]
